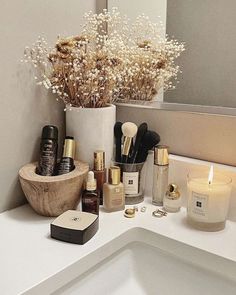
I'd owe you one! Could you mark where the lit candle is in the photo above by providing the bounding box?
[187,166,232,231]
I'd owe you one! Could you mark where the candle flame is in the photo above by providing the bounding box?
[208,165,214,184]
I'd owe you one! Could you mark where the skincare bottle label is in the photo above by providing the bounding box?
[123,172,139,195]
[189,191,209,220]
[110,187,124,207]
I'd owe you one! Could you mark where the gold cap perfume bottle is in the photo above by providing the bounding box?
[152,145,169,206]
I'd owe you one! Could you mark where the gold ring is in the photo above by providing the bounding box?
[124,208,135,218]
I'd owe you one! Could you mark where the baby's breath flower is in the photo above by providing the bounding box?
[23,8,184,107]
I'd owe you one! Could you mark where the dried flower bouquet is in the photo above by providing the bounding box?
[23,8,185,108]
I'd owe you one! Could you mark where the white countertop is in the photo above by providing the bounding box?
[1,198,236,295]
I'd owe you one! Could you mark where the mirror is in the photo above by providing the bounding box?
[108,0,236,109]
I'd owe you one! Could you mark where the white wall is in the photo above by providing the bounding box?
[0,0,97,213]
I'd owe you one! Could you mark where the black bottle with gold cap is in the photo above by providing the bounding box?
[93,150,106,205]
[37,125,58,176]
[57,136,76,175]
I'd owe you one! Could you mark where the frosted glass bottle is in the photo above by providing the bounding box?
[152,145,169,206]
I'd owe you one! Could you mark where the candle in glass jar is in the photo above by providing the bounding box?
[187,166,232,231]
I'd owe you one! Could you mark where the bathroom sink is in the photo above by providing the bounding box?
[52,241,236,295]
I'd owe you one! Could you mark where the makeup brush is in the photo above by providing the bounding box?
[136,130,161,163]
[129,122,148,163]
[114,122,123,162]
[121,122,138,163]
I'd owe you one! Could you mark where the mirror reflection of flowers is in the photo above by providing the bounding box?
[22,8,185,107]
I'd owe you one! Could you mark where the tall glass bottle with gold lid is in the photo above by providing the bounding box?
[93,151,106,205]
[103,166,125,212]
[152,145,169,206]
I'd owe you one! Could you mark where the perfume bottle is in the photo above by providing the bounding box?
[152,145,169,206]
[82,171,99,215]
[57,136,75,175]
[103,166,125,212]
[93,151,106,205]
[163,183,181,212]
[36,125,58,176]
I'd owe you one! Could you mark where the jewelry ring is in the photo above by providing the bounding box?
[152,209,167,218]
[124,208,135,218]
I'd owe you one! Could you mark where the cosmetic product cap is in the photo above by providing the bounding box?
[42,125,58,140]
[154,145,169,166]
[166,183,180,200]
[108,166,121,185]
[86,171,97,191]
[63,138,75,159]
[94,150,105,171]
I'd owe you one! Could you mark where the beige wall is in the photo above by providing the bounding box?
[117,105,236,167]
[0,0,97,213]
[165,0,236,107]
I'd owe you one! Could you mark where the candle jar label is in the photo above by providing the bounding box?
[189,191,209,220]
[123,172,139,195]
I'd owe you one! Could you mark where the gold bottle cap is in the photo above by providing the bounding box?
[108,166,121,185]
[63,138,75,159]
[94,150,105,171]
[166,183,180,200]
[154,145,169,166]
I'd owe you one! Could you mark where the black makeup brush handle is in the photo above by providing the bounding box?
[136,146,148,163]
[115,137,122,162]
[139,149,149,163]
[121,155,129,163]
[130,123,148,163]
[114,122,123,162]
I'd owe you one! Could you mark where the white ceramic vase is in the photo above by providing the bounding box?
[66,104,116,169]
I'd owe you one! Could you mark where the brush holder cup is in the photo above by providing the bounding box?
[19,161,89,217]
[114,162,146,204]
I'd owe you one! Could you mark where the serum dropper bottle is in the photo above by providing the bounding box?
[82,171,99,215]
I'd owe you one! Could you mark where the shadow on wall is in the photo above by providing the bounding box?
[0,66,65,213]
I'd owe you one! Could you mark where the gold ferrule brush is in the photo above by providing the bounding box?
[122,137,132,156]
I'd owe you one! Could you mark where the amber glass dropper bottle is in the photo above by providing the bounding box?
[93,151,106,205]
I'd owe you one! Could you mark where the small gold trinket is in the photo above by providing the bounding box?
[141,206,146,212]
[152,209,167,218]
[124,208,135,218]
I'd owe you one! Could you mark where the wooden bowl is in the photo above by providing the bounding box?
[19,161,89,217]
